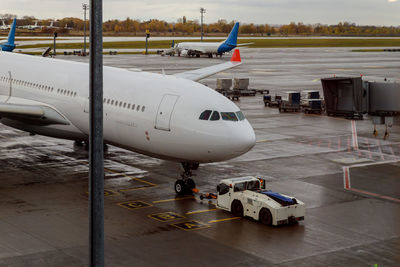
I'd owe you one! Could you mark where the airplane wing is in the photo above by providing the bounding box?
[0,103,70,125]
[174,49,242,82]
[236,43,253,47]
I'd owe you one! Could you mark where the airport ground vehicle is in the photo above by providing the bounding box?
[215,176,305,226]
[263,95,282,107]
[302,99,323,114]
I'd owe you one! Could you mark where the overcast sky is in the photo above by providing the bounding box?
[1,0,399,26]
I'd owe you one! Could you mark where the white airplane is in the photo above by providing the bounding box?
[170,22,252,58]
[45,21,59,29]
[20,21,41,30]
[0,49,256,194]
[0,20,10,30]
[64,24,73,30]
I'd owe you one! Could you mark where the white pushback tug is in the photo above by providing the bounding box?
[209,176,305,226]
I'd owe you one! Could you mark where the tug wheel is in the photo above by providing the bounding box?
[231,200,243,217]
[259,208,272,225]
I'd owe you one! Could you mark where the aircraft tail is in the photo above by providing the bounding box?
[7,19,16,45]
[223,22,239,47]
[171,40,175,48]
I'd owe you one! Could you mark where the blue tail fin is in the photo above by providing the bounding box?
[7,18,16,45]
[224,22,239,47]
[1,18,17,52]
[171,40,175,48]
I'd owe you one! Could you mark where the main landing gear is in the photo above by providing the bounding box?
[174,162,199,195]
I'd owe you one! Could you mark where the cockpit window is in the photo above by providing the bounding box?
[199,110,212,120]
[210,111,220,121]
[221,112,238,121]
[236,111,245,121]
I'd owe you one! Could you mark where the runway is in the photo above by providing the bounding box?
[0,48,399,266]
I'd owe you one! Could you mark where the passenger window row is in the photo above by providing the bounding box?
[199,110,245,121]
[103,98,146,112]
[0,76,77,97]
[57,88,77,97]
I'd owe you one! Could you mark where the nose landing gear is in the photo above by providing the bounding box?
[174,162,199,195]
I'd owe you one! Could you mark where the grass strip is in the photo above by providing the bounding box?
[18,38,400,50]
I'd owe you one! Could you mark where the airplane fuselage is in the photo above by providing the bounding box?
[0,52,255,163]
[176,41,235,55]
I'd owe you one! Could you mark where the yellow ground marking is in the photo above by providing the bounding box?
[208,217,241,223]
[171,220,210,231]
[148,212,185,222]
[118,186,153,192]
[152,196,195,204]
[256,139,269,143]
[185,208,217,215]
[117,200,152,210]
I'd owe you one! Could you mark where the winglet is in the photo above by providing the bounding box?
[230,49,241,62]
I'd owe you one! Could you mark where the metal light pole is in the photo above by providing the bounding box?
[200,7,206,41]
[89,0,104,265]
[82,3,89,55]
[53,32,57,57]
[145,29,150,55]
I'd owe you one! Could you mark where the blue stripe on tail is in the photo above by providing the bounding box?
[7,18,16,45]
[217,22,239,54]
[1,18,16,52]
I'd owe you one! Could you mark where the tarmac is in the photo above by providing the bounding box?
[0,48,399,266]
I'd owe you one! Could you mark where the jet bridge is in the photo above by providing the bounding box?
[321,76,400,138]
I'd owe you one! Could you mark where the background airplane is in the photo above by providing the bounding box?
[45,21,59,29]
[0,18,16,52]
[0,49,255,194]
[0,20,10,30]
[168,22,252,58]
[64,24,73,30]
[20,21,41,30]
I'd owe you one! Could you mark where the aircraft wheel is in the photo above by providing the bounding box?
[259,208,272,225]
[231,200,243,217]
[185,178,196,193]
[175,180,186,195]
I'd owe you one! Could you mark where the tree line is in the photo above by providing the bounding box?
[1,14,399,36]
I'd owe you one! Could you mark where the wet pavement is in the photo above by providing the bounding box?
[0,48,399,266]
[56,47,400,90]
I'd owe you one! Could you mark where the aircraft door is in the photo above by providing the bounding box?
[155,94,179,131]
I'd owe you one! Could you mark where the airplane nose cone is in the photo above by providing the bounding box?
[232,122,256,155]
